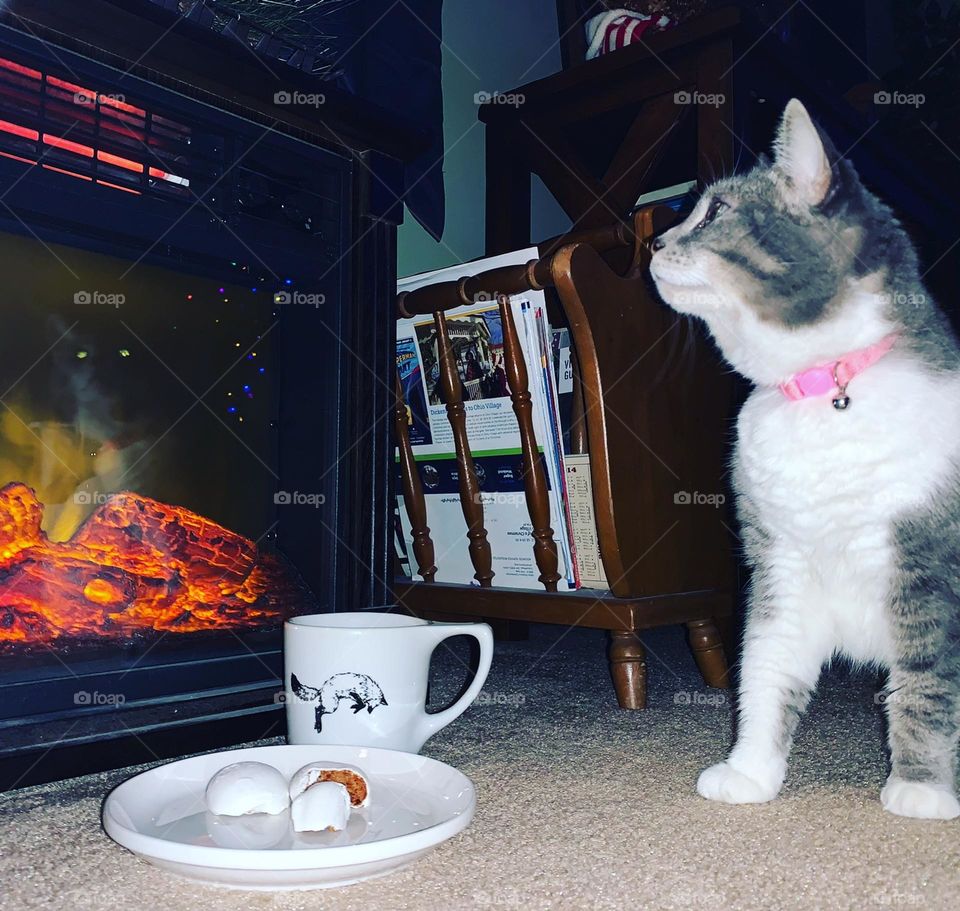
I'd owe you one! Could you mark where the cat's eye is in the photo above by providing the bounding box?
[696,197,728,230]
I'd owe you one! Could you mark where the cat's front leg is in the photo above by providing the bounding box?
[880,664,960,820]
[880,546,960,820]
[698,588,830,804]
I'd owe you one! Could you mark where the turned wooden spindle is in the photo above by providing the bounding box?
[498,294,561,591]
[393,372,437,582]
[609,631,647,709]
[434,311,494,586]
[685,618,731,689]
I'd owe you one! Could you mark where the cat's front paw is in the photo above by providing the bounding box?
[697,760,781,804]
[881,778,960,820]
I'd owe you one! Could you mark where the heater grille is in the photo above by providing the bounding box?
[0,54,210,199]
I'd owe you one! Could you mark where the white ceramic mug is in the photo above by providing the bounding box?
[283,612,494,753]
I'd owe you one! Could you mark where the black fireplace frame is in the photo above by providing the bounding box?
[0,0,421,789]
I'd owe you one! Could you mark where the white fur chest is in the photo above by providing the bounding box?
[738,358,960,539]
[735,358,960,662]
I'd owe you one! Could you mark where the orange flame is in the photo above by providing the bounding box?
[0,483,303,647]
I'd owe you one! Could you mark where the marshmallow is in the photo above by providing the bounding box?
[205,761,289,816]
[291,781,351,833]
[289,762,370,808]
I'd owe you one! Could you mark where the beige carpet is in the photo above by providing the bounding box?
[2,624,958,911]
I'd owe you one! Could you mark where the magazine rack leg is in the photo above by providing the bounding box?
[685,619,730,689]
[609,631,647,709]
[394,373,437,581]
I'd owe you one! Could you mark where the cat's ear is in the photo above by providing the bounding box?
[772,99,832,205]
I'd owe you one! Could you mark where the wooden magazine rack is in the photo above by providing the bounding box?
[392,206,735,708]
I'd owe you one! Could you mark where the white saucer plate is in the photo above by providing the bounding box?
[102,744,476,890]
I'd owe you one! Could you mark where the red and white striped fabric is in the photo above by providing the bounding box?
[584,9,677,59]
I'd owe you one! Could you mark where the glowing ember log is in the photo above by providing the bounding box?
[0,482,306,646]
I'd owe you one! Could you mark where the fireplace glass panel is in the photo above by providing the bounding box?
[0,227,326,736]
[0,32,353,769]
[0,230,314,657]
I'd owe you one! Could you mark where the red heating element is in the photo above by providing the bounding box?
[0,56,191,195]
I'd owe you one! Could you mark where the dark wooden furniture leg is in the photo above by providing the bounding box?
[685,618,730,689]
[714,614,737,667]
[609,631,647,709]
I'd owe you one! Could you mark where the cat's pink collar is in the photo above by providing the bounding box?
[779,333,900,402]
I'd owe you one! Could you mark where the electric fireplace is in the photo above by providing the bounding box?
[0,0,417,788]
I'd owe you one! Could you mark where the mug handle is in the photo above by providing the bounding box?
[416,622,494,746]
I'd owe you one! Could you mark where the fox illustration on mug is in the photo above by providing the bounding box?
[290,672,389,732]
[284,613,493,752]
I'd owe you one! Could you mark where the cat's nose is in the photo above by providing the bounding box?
[651,236,665,252]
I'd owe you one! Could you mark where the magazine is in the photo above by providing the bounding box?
[395,251,577,590]
[564,453,608,589]
[550,327,574,454]
[547,327,608,588]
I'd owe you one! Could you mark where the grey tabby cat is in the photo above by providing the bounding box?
[650,98,960,819]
